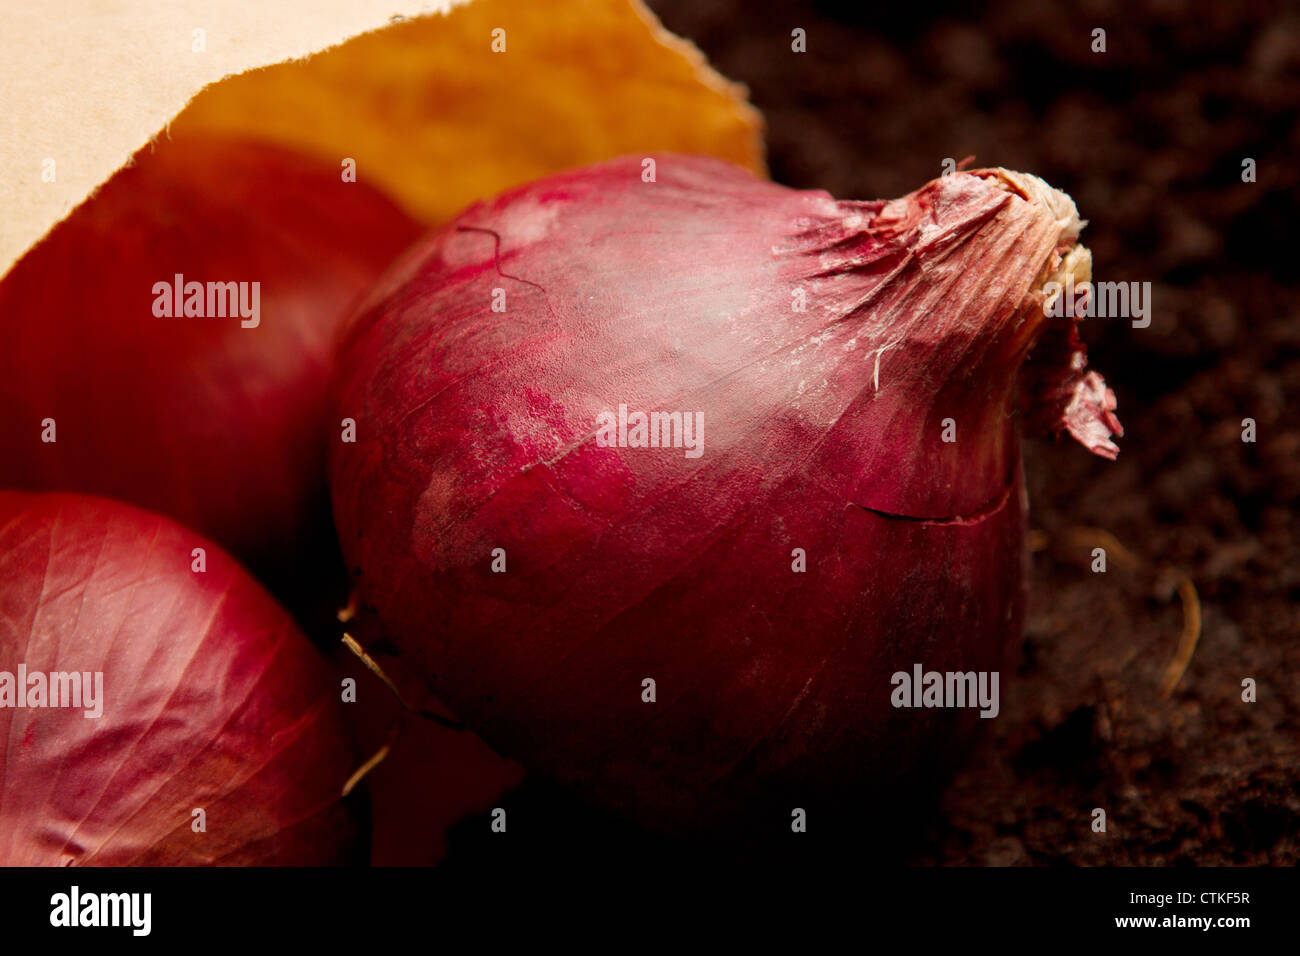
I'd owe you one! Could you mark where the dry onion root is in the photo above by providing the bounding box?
[1045,527,1203,697]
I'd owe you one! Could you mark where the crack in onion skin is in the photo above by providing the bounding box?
[0,492,359,865]
[0,137,423,572]
[328,155,1118,828]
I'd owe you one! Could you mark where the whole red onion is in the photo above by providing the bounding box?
[0,137,421,572]
[329,156,1120,828]
[0,491,358,865]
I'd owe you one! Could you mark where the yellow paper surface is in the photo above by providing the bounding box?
[0,1,459,276]
[2,0,763,278]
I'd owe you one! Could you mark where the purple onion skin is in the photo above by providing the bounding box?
[0,491,360,865]
[331,155,1111,829]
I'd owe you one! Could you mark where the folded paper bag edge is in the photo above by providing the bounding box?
[0,0,462,278]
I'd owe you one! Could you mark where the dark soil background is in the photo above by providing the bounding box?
[634,0,1300,865]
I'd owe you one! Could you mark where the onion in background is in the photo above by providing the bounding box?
[0,491,359,865]
[0,137,423,582]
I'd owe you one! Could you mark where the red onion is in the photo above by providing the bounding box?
[0,137,422,572]
[329,156,1120,827]
[0,491,358,865]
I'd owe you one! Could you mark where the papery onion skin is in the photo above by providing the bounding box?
[330,155,1118,828]
[0,492,359,865]
[0,137,423,573]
